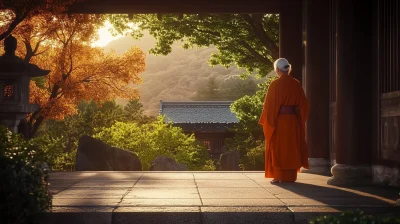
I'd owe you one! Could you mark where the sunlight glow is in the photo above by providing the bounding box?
[91,20,138,47]
[91,21,123,47]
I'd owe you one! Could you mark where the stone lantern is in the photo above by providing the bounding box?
[0,35,50,133]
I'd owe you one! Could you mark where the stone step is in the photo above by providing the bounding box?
[39,172,400,224]
[36,206,400,224]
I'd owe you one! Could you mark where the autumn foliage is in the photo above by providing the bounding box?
[0,0,77,41]
[29,44,146,120]
[1,2,146,138]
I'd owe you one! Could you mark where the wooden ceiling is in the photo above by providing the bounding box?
[67,0,286,14]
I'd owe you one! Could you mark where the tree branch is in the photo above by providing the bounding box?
[193,28,221,38]
[33,47,49,56]
[67,43,73,74]
[32,38,45,55]
[30,114,44,138]
[0,10,29,41]
[240,14,279,60]
[23,40,34,63]
[238,40,273,68]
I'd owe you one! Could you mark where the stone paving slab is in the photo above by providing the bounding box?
[198,187,275,199]
[88,172,144,180]
[113,207,201,224]
[49,187,69,195]
[37,207,114,224]
[47,179,83,188]
[40,171,400,224]
[124,188,200,199]
[48,172,98,179]
[201,199,285,206]
[280,197,394,206]
[72,180,137,188]
[267,186,373,198]
[120,198,203,206]
[52,198,121,206]
[200,207,294,224]
[195,179,262,188]
[193,173,249,180]
[141,172,194,180]
[54,188,130,199]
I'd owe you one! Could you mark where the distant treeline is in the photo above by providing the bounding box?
[104,34,264,116]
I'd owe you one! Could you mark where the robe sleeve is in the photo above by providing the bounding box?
[298,86,309,126]
[297,85,310,169]
[258,81,280,143]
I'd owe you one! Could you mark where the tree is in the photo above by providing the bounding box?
[32,100,150,170]
[225,77,276,170]
[1,2,147,139]
[191,75,259,101]
[108,13,279,78]
[8,13,146,138]
[124,99,155,124]
[0,0,75,41]
[218,77,259,100]
[192,76,222,100]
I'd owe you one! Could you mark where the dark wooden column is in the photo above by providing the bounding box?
[301,0,330,174]
[279,0,303,82]
[328,0,374,186]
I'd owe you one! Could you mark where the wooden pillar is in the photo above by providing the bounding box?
[327,0,374,186]
[301,0,330,174]
[279,0,303,82]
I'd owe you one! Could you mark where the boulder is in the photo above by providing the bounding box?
[149,155,188,171]
[218,150,240,171]
[76,135,142,171]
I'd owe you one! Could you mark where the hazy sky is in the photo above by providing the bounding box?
[92,20,138,47]
[91,21,122,47]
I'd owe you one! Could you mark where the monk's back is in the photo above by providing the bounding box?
[272,75,303,106]
[269,74,306,170]
[259,58,309,182]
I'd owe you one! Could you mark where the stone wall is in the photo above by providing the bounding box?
[372,165,400,187]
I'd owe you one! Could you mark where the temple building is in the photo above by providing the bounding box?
[66,0,400,186]
[159,101,238,160]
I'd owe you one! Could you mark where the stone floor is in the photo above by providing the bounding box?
[37,171,400,224]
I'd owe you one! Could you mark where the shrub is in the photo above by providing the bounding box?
[309,210,400,224]
[202,159,217,171]
[31,100,155,171]
[30,135,76,171]
[226,78,274,170]
[0,126,52,224]
[243,143,265,170]
[95,116,214,170]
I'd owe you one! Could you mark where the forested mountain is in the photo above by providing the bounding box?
[103,33,265,116]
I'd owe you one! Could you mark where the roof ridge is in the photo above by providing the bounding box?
[161,101,234,106]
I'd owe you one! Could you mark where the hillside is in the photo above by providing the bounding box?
[103,33,264,116]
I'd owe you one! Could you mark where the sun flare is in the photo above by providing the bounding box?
[91,21,124,47]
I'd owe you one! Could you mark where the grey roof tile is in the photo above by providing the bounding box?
[160,101,239,124]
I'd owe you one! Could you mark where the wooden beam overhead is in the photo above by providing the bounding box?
[67,0,283,14]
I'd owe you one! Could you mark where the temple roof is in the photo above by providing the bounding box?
[159,101,239,124]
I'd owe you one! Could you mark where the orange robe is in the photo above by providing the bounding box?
[258,74,309,182]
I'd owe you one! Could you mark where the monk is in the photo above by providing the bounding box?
[258,58,309,183]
